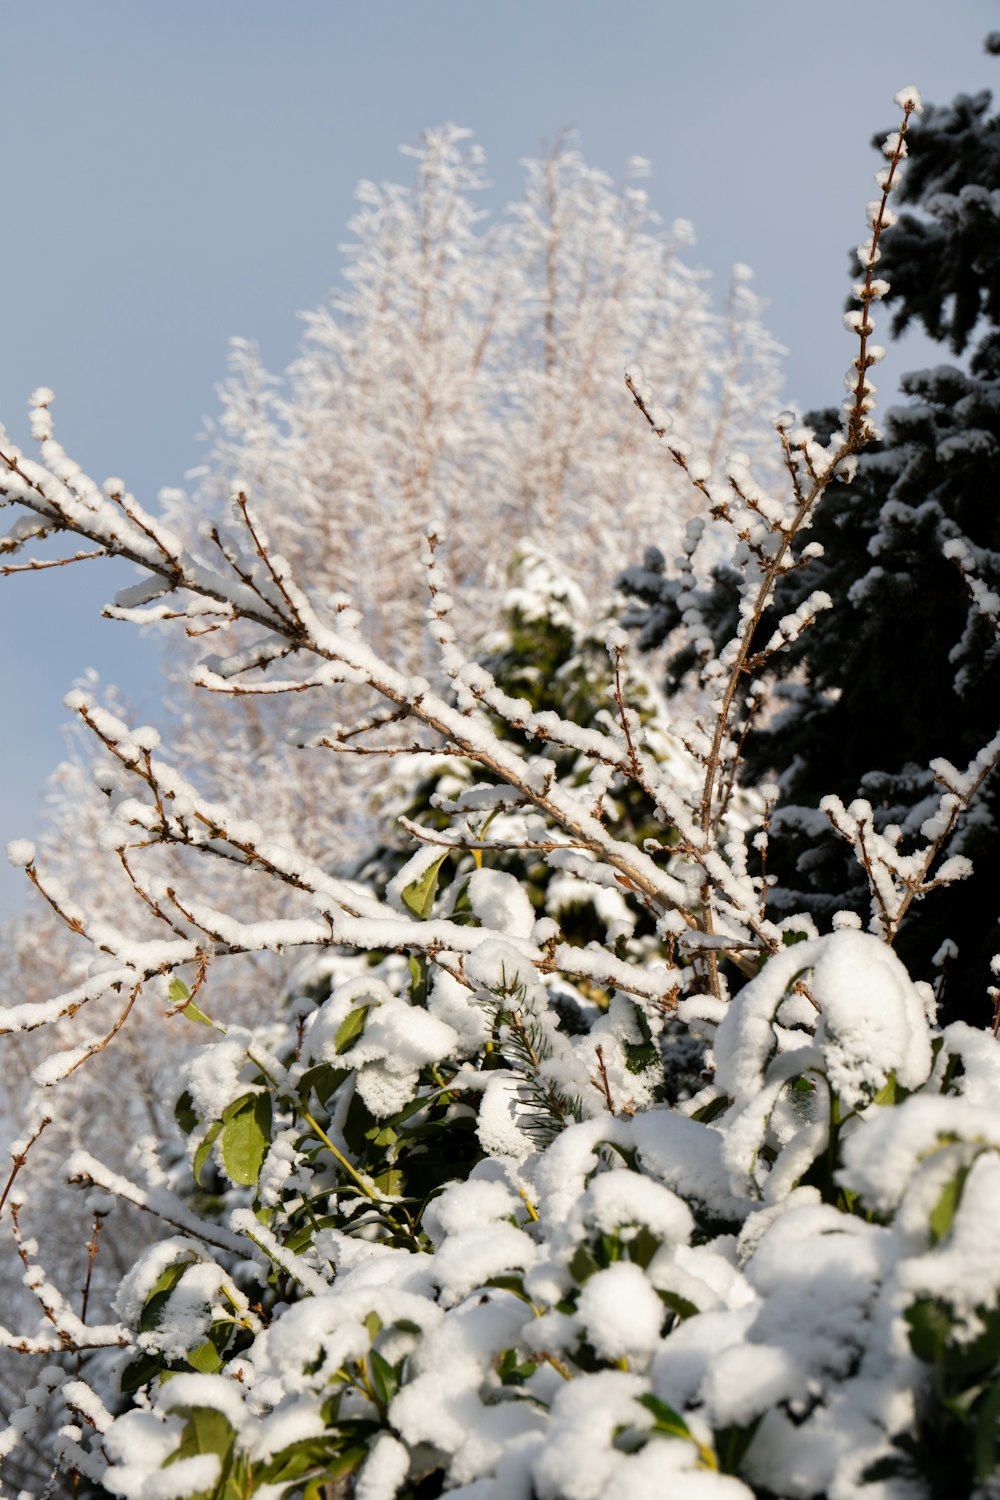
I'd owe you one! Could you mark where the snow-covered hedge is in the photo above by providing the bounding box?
[3,86,999,1500]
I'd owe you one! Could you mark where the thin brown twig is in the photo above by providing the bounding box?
[0,550,108,575]
[593,1044,616,1115]
[0,1115,51,1220]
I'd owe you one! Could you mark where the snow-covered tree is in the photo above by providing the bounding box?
[0,122,786,1357]
[5,90,1000,1500]
[620,45,1000,1028]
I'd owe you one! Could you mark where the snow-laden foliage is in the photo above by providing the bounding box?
[0,129,786,1309]
[185,127,784,652]
[619,54,1000,1025]
[4,88,1000,1500]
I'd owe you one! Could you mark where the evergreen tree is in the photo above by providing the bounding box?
[621,44,1000,1023]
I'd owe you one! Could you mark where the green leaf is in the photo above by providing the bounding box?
[220,1092,273,1187]
[335,1005,373,1055]
[635,1392,693,1440]
[657,1288,700,1322]
[302,1447,368,1500]
[569,1244,601,1284]
[781,929,810,947]
[186,1339,225,1375]
[408,954,428,1006]
[181,1000,214,1026]
[871,1072,899,1107]
[174,1090,198,1136]
[371,1166,405,1196]
[624,1006,660,1076]
[367,1348,400,1409]
[168,977,190,1003]
[497,1348,537,1386]
[930,1164,971,1245]
[166,1405,234,1461]
[400,853,448,918]
[298,1063,349,1108]
[714,1415,763,1474]
[119,1351,164,1395]
[185,1323,233,1375]
[690,1093,729,1124]
[628,1225,663,1270]
[194,1120,222,1187]
[140,1261,192,1331]
[973,1374,1000,1481]
[906,1298,955,1364]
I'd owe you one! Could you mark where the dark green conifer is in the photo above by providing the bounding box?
[620,44,1000,1022]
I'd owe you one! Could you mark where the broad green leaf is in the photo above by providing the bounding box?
[714,1415,764,1474]
[140,1260,192,1332]
[194,1121,222,1187]
[635,1392,694,1440]
[906,1298,954,1364]
[497,1348,537,1385]
[690,1093,729,1124]
[186,1339,225,1375]
[408,954,428,1005]
[657,1288,700,1321]
[174,1090,198,1136]
[930,1164,971,1245]
[400,852,448,918]
[569,1244,600,1284]
[220,1092,273,1187]
[973,1374,1000,1480]
[871,1072,899,1107]
[371,1166,405,1196]
[168,977,190,1003]
[165,1407,236,1498]
[181,1000,214,1026]
[335,1005,372,1055]
[259,1437,345,1485]
[298,1063,349,1107]
[624,1003,660,1076]
[302,1447,367,1500]
[368,1347,400,1408]
[119,1351,164,1394]
[628,1225,663,1270]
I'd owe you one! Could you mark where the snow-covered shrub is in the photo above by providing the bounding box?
[4,86,1000,1500]
[0,127,785,1358]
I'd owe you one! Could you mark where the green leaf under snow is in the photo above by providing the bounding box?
[930,1164,971,1245]
[140,1260,192,1332]
[174,1090,198,1136]
[635,1392,694,1440]
[335,1005,372,1055]
[400,852,448,918]
[119,1351,164,1395]
[367,1347,401,1408]
[194,1121,223,1187]
[220,1092,273,1187]
[165,1405,236,1477]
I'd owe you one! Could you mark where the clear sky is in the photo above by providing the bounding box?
[0,1,995,913]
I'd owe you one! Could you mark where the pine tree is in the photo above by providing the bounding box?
[621,45,1000,1024]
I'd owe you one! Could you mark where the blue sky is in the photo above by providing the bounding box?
[0,1,995,912]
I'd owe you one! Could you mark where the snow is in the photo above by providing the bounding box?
[467,867,535,940]
[305,977,460,1118]
[10,96,1000,1500]
[355,1434,411,1500]
[576,1262,665,1360]
[893,85,923,112]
